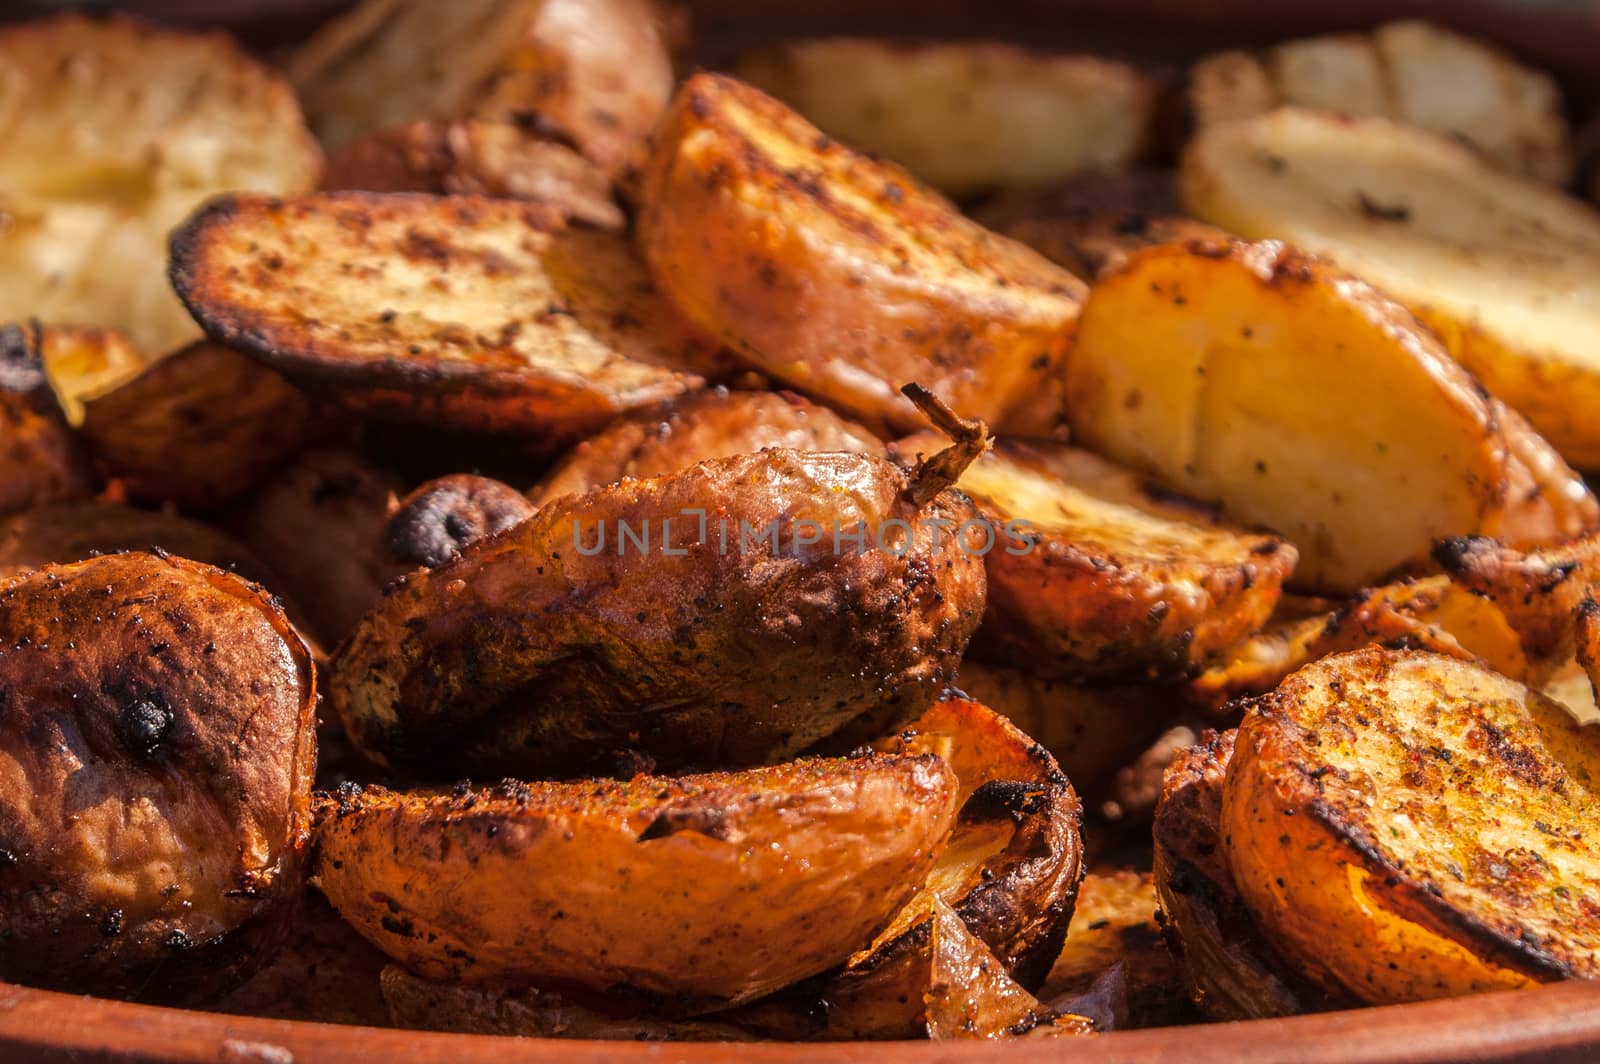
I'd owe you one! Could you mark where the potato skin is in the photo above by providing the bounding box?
[332,448,986,778]
[0,323,97,517]
[313,754,957,1003]
[0,553,316,1003]
[383,474,535,569]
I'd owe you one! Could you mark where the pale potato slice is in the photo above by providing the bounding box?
[0,15,320,355]
[170,192,711,437]
[733,39,1154,196]
[1064,238,1570,592]
[1182,108,1600,466]
[637,73,1087,435]
[1189,21,1571,183]
[1227,648,1600,1002]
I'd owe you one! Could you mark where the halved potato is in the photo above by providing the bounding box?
[313,754,957,1003]
[170,192,714,438]
[894,430,1294,677]
[35,324,148,427]
[1065,238,1582,592]
[733,39,1154,196]
[1227,648,1600,1002]
[0,323,97,517]
[1182,108,1600,466]
[0,15,320,355]
[637,73,1087,435]
[1189,21,1572,183]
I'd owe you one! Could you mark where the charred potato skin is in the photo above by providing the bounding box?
[0,323,97,517]
[332,449,987,778]
[383,474,536,569]
[0,553,317,1003]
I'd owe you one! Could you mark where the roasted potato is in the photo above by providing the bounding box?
[1579,600,1600,712]
[35,324,148,427]
[0,552,316,1003]
[1182,108,1600,467]
[1152,729,1343,1019]
[893,431,1294,677]
[79,342,313,511]
[1065,238,1591,592]
[1227,648,1600,1002]
[383,474,536,570]
[637,73,1087,435]
[529,388,884,506]
[321,119,624,231]
[0,323,98,517]
[733,39,1154,197]
[332,431,989,778]
[1189,21,1572,183]
[290,0,674,176]
[313,753,957,1003]
[170,192,717,438]
[0,15,320,355]
[1433,531,1600,665]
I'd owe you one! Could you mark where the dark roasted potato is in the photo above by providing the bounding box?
[313,754,957,1003]
[171,192,717,439]
[383,474,536,569]
[529,388,884,505]
[0,323,97,517]
[0,552,316,1003]
[79,342,312,511]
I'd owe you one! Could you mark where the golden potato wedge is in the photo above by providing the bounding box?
[170,192,714,437]
[321,119,624,231]
[313,754,957,1003]
[290,0,674,175]
[35,324,148,427]
[0,15,320,355]
[637,73,1087,435]
[1182,109,1600,466]
[893,430,1294,677]
[530,388,884,506]
[1189,21,1572,183]
[79,342,312,511]
[1433,532,1600,665]
[383,474,536,569]
[1227,648,1600,1002]
[1065,238,1580,592]
[733,39,1154,197]
[0,323,98,517]
[1152,729,1343,1019]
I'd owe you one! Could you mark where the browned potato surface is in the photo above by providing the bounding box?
[383,475,536,569]
[637,73,1087,435]
[0,552,316,1003]
[1434,531,1600,664]
[0,323,97,517]
[313,754,957,1003]
[171,192,715,438]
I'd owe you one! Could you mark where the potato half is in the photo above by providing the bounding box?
[313,753,957,1003]
[637,73,1087,435]
[1227,648,1600,1002]
[1182,108,1600,466]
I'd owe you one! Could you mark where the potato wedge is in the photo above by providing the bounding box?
[530,388,884,506]
[733,39,1154,197]
[383,475,536,569]
[1152,729,1342,1019]
[0,15,320,355]
[170,192,715,438]
[1433,532,1600,665]
[313,754,957,1003]
[892,430,1294,677]
[35,324,148,427]
[290,0,674,175]
[0,323,97,517]
[321,119,624,231]
[1189,21,1572,183]
[1227,648,1600,1001]
[637,73,1087,435]
[79,342,312,511]
[1182,109,1600,466]
[1065,238,1580,592]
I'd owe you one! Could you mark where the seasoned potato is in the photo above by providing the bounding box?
[1189,21,1572,182]
[170,192,715,438]
[313,754,957,1003]
[893,431,1294,677]
[1065,238,1586,592]
[1433,531,1600,664]
[35,324,148,427]
[383,475,536,569]
[79,342,312,511]
[0,323,97,517]
[1227,648,1600,1002]
[1152,729,1342,1019]
[1579,600,1600,711]
[0,15,320,355]
[637,73,1087,435]
[733,39,1154,196]
[290,0,674,175]
[0,552,316,1003]
[1183,109,1600,466]
[332,432,988,778]
[530,388,883,506]
[321,119,624,231]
